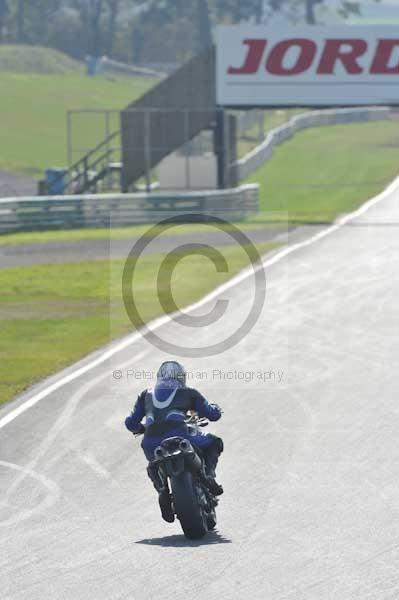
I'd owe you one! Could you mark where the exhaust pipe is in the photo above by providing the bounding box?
[179,439,202,472]
[154,446,164,460]
[179,439,191,452]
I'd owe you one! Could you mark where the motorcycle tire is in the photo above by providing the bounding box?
[171,471,208,540]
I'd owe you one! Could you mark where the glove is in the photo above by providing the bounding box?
[133,423,145,436]
[210,403,223,414]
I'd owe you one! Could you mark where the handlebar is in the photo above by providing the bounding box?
[133,413,209,437]
[185,414,209,427]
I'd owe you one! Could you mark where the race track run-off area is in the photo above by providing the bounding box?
[1,178,399,600]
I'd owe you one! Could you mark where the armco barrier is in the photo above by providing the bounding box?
[0,184,259,234]
[234,107,391,181]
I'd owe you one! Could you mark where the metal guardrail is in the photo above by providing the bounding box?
[234,107,392,181]
[0,185,259,234]
[101,57,165,79]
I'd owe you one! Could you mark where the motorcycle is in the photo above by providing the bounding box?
[140,414,219,540]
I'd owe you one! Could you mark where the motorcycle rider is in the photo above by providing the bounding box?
[125,360,224,523]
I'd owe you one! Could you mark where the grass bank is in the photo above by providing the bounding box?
[0,45,81,74]
[0,46,156,177]
[0,222,271,246]
[0,241,277,405]
[248,119,399,222]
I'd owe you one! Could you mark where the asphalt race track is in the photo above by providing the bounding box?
[0,171,36,199]
[1,179,399,599]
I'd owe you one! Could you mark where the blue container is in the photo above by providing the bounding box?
[45,168,66,195]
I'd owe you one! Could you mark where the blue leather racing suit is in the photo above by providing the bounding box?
[125,381,223,462]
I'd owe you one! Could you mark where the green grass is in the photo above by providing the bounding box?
[0,221,271,246]
[0,241,277,405]
[248,119,399,222]
[0,70,156,177]
[0,45,81,74]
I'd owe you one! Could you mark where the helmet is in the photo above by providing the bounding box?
[157,361,186,386]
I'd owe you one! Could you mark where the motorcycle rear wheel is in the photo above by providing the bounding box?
[171,471,208,540]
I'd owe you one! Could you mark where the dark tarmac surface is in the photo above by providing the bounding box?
[0,226,292,269]
[0,171,37,198]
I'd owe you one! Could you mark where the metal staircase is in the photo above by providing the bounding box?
[61,131,121,195]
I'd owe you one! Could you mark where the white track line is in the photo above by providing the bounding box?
[0,353,147,516]
[0,460,60,528]
[1,175,398,431]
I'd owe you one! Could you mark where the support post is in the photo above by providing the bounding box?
[144,110,152,193]
[215,106,226,189]
[67,111,72,168]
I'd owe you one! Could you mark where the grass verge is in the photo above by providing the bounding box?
[0,72,156,177]
[248,119,399,222]
[0,222,272,246]
[0,241,278,406]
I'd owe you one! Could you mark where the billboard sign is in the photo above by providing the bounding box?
[217,26,399,107]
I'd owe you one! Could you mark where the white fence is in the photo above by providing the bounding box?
[234,107,391,181]
[101,57,164,78]
[0,185,259,234]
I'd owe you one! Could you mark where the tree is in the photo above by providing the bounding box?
[16,0,25,42]
[26,1,64,44]
[0,0,381,64]
[299,0,377,24]
[197,0,212,53]
[133,0,212,58]
[67,0,136,57]
[215,0,294,24]
[1,1,67,46]
[0,0,9,43]
[71,0,105,56]
[305,0,322,24]
[105,0,120,55]
[214,0,380,26]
